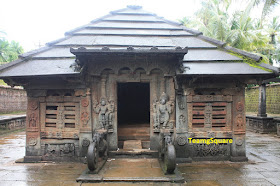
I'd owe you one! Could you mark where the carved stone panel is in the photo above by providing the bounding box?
[193,143,229,157]
[27,98,40,132]
[44,143,76,157]
[40,100,80,140]
[93,97,114,130]
[153,92,174,131]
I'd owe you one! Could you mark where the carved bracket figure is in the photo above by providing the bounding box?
[87,130,108,172]
[94,98,114,130]
[153,92,174,130]
[159,132,176,174]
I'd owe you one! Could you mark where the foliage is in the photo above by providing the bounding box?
[180,0,280,65]
[0,30,24,65]
[251,0,279,26]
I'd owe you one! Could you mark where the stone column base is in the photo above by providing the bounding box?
[23,156,42,163]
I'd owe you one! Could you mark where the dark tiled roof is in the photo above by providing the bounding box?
[180,62,272,75]
[0,5,274,77]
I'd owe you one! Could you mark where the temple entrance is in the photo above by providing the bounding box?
[117,82,150,149]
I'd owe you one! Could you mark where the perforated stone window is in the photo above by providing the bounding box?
[188,95,232,132]
[45,103,77,128]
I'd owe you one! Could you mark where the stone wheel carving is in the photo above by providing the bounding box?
[87,142,99,171]
[163,144,176,174]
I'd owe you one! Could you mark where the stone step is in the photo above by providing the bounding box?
[123,140,142,150]
[109,149,158,159]
[118,140,150,149]
[118,135,150,141]
[118,128,150,135]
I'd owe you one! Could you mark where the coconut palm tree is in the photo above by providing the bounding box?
[180,0,276,63]
[251,0,279,26]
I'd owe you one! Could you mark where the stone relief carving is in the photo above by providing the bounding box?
[235,101,245,131]
[236,114,244,129]
[28,100,38,110]
[28,112,37,128]
[41,131,79,139]
[44,143,75,157]
[236,102,244,111]
[204,103,212,127]
[208,132,215,138]
[82,138,90,147]
[153,92,174,130]
[177,136,187,146]
[57,106,64,129]
[94,97,114,129]
[28,137,37,146]
[193,144,228,157]
[81,112,89,126]
[81,98,89,107]
[179,115,186,126]
[177,95,185,110]
[236,137,244,146]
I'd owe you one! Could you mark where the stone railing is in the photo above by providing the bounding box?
[0,115,26,130]
[246,116,280,137]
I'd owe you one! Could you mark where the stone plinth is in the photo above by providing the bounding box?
[274,118,280,136]
[246,116,275,133]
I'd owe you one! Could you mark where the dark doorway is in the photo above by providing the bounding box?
[117,83,150,125]
[117,82,150,149]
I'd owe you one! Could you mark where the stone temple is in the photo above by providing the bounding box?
[0,6,277,170]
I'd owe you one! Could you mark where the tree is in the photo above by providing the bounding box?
[180,0,277,64]
[0,31,24,65]
[251,0,279,26]
[267,16,280,63]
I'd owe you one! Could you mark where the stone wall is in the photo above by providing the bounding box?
[245,83,280,114]
[0,85,27,114]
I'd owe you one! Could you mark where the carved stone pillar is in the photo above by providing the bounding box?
[79,88,92,156]
[24,97,41,162]
[230,87,248,162]
[258,83,267,117]
[150,77,160,150]
[168,77,176,130]
[107,76,117,150]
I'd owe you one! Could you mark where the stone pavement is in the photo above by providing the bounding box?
[0,131,280,185]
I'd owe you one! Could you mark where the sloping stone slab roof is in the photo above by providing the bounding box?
[0,5,275,77]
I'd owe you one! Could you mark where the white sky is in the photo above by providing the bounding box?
[0,0,279,52]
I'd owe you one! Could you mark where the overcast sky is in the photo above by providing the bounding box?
[0,0,279,52]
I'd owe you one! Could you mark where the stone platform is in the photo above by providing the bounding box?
[246,115,275,133]
[1,131,280,185]
[76,158,184,183]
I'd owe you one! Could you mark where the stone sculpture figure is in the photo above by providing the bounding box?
[154,92,173,129]
[95,98,114,129]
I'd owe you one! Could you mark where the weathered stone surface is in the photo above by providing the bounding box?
[0,85,27,114]
[246,116,276,133]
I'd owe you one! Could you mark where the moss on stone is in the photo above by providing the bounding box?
[228,52,273,72]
